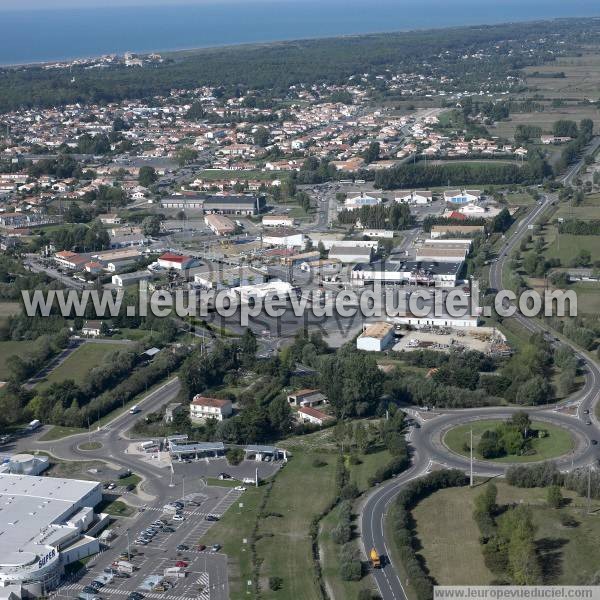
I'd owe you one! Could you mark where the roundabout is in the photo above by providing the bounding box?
[442,417,575,464]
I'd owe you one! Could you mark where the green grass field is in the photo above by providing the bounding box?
[410,481,600,586]
[444,419,574,463]
[39,426,86,441]
[195,169,284,181]
[202,451,338,600]
[0,340,38,380]
[37,342,126,389]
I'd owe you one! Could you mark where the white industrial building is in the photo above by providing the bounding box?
[0,454,49,476]
[233,281,299,303]
[329,245,373,264]
[415,246,469,263]
[395,190,433,204]
[0,474,105,596]
[344,193,381,210]
[351,259,463,288]
[356,322,395,352]
[193,266,266,290]
[443,189,482,204]
[262,215,294,228]
[393,313,479,328]
[262,229,305,249]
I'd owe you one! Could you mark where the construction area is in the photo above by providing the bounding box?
[392,326,511,356]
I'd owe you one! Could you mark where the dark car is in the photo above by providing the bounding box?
[592,440,598,445]
[205,515,219,522]
[176,544,189,551]
[83,586,99,594]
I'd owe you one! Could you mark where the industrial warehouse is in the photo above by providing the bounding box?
[0,474,105,597]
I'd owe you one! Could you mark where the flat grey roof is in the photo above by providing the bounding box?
[0,474,100,570]
[170,442,225,453]
[244,445,278,454]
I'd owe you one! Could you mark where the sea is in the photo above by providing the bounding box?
[1,0,600,66]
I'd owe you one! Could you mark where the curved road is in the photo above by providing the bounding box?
[361,137,600,600]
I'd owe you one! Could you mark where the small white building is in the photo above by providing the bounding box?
[262,215,294,228]
[356,322,395,352]
[157,252,196,270]
[395,190,433,204]
[190,396,233,422]
[81,320,103,337]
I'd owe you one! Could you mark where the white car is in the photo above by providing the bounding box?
[234,486,247,492]
[172,514,185,521]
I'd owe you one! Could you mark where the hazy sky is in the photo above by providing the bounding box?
[0,0,272,9]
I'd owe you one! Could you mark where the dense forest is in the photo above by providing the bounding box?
[0,19,592,112]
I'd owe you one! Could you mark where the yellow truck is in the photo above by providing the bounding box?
[370,548,381,569]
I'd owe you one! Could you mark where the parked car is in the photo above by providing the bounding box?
[205,515,219,522]
[175,561,188,568]
[592,440,598,445]
[176,544,189,551]
[211,544,221,552]
[234,486,247,492]
[172,514,185,521]
[195,544,206,551]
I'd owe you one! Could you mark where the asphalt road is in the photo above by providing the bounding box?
[360,136,600,600]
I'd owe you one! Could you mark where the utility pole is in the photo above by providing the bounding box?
[587,463,592,515]
[469,428,474,487]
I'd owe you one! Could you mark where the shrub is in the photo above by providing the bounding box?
[269,576,283,591]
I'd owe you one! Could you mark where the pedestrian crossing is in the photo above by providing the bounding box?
[60,574,209,600]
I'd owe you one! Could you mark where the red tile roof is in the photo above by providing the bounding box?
[159,252,192,263]
[191,395,231,408]
[298,406,332,420]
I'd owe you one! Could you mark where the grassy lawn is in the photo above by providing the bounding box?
[444,419,574,463]
[256,451,337,600]
[203,450,338,600]
[0,340,38,380]
[202,485,268,600]
[37,342,125,390]
[117,473,142,488]
[39,426,86,441]
[97,498,135,517]
[410,481,600,586]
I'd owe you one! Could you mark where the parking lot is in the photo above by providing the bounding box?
[56,484,244,600]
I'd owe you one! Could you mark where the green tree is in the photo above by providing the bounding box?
[547,485,563,509]
[138,166,158,187]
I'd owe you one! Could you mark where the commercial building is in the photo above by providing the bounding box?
[204,213,236,236]
[0,453,49,476]
[329,245,373,264]
[0,474,104,595]
[356,322,395,352]
[157,252,196,271]
[193,266,266,290]
[262,215,294,228]
[91,248,142,270]
[190,396,233,422]
[161,194,265,215]
[430,224,485,238]
[262,228,305,249]
[54,251,88,271]
[393,313,479,328]
[443,189,482,204]
[415,246,469,262]
[344,193,381,210]
[233,281,299,303]
[395,190,433,204]
[351,259,463,287]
